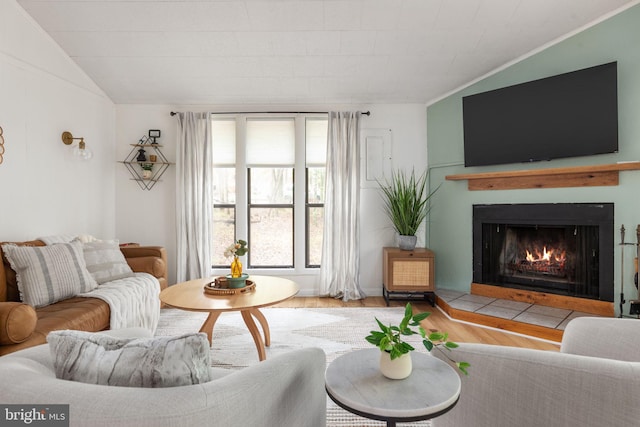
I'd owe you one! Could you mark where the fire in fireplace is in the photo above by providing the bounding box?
[505,228,569,278]
[473,203,613,301]
[498,225,582,292]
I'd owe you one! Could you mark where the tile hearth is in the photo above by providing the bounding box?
[436,289,602,331]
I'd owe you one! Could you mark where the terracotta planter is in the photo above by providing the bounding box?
[379,351,412,380]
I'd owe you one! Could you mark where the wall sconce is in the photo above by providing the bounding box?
[61,131,93,161]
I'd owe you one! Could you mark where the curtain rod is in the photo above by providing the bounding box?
[169,110,370,117]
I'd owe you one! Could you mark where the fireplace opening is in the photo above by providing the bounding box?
[485,224,598,297]
[473,203,613,301]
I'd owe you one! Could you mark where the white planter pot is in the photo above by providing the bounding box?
[397,234,417,250]
[379,351,412,380]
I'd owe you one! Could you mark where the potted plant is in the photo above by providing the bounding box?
[141,163,153,179]
[378,169,438,250]
[366,303,469,379]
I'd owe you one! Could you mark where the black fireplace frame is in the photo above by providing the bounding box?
[472,203,614,302]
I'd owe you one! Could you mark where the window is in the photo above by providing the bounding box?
[305,118,328,267]
[212,119,236,267]
[212,115,327,270]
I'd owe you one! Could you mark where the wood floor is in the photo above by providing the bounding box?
[276,296,560,351]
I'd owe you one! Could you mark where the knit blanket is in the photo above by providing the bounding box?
[80,273,161,334]
[37,235,161,333]
[37,234,95,245]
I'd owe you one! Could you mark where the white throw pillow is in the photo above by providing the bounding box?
[82,239,134,284]
[47,330,212,388]
[2,241,98,308]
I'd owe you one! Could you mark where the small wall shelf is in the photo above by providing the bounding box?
[445,162,640,191]
[120,143,173,191]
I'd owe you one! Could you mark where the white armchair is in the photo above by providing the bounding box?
[0,340,327,427]
[433,317,640,427]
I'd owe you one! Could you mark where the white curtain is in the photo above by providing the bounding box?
[175,112,214,282]
[319,111,366,301]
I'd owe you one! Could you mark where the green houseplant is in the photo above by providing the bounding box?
[366,303,469,378]
[378,169,439,250]
[140,163,154,179]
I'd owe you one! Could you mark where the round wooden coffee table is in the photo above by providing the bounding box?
[159,275,298,361]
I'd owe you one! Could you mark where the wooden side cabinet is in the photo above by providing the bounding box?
[382,247,435,306]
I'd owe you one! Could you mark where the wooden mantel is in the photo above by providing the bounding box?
[445,162,640,191]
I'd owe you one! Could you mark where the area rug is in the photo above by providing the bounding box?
[155,307,432,426]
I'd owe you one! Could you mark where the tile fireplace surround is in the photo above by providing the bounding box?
[438,289,601,330]
[436,288,607,342]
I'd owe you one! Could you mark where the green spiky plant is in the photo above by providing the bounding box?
[365,303,470,375]
[378,170,439,236]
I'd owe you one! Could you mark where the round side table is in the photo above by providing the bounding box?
[325,349,461,427]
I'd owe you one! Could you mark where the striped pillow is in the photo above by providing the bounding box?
[82,240,134,284]
[2,241,98,308]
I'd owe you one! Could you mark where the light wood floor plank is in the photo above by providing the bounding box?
[276,296,559,351]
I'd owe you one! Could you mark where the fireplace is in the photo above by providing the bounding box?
[473,203,614,301]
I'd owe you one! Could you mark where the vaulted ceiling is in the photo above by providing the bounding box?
[17,0,637,105]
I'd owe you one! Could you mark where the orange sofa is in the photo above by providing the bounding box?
[0,240,167,356]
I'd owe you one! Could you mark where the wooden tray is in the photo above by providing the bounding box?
[203,276,256,295]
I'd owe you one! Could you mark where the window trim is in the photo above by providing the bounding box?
[247,167,295,269]
[305,167,324,268]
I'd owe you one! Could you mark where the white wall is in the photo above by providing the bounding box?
[115,104,427,295]
[0,1,116,241]
[358,105,428,296]
[2,0,428,297]
[115,106,177,282]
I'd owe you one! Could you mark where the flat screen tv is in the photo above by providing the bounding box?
[463,62,618,167]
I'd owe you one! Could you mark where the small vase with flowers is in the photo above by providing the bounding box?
[224,239,249,288]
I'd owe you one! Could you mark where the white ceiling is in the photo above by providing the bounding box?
[16,0,637,105]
